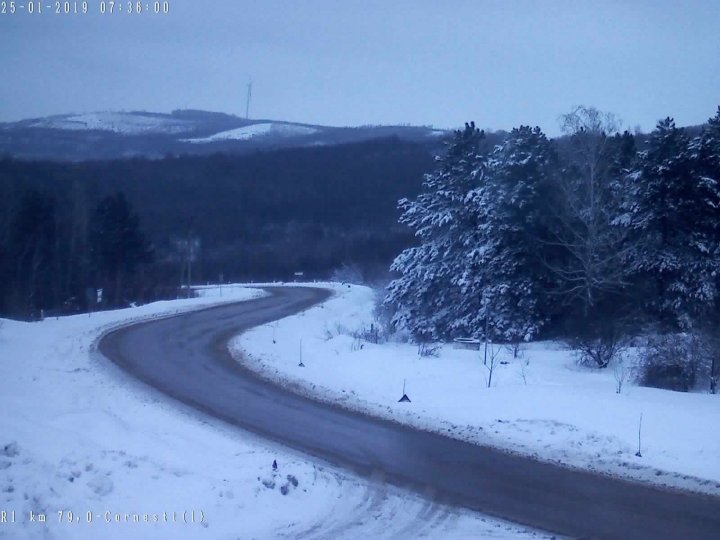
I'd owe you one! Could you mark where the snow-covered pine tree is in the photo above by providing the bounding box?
[455,126,558,342]
[606,131,638,197]
[385,122,486,340]
[669,107,720,392]
[686,107,720,316]
[626,117,720,326]
[691,107,720,204]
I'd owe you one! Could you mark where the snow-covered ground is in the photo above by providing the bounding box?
[234,283,720,496]
[0,285,547,539]
[184,122,319,143]
[29,112,195,135]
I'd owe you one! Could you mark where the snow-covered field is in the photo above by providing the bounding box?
[234,283,720,496]
[0,285,546,539]
[184,122,319,143]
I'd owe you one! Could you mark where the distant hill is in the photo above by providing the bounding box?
[0,109,449,161]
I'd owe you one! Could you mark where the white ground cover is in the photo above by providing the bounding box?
[234,283,720,496]
[184,123,319,143]
[0,285,545,539]
[30,112,194,135]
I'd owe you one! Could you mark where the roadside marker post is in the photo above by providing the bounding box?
[398,378,411,402]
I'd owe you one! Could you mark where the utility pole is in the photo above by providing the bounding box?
[245,81,252,119]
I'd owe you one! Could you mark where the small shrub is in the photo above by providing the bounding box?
[417,342,440,358]
[373,286,417,343]
[324,323,349,339]
[565,314,630,369]
[637,334,701,392]
[612,355,630,394]
[562,302,639,369]
[691,322,720,394]
[351,323,382,344]
[505,341,524,360]
[568,333,626,369]
[330,263,365,285]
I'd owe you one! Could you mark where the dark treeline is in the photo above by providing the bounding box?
[385,107,720,377]
[0,137,436,318]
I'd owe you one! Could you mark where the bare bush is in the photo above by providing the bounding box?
[685,322,720,394]
[564,309,633,369]
[568,331,627,369]
[373,287,411,343]
[505,341,525,360]
[330,262,365,285]
[417,342,440,358]
[613,355,629,394]
[351,323,382,344]
[637,334,702,392]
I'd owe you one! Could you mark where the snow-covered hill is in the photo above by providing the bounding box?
[0,110,449,160]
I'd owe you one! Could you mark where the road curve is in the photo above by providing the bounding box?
[99,286,720,539]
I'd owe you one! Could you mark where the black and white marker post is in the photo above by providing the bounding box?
[398,378,411,402]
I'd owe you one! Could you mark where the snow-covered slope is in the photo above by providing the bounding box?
[0,286,545,539]
[184,122,319,143]
[29,112,196,135]
[234,283,720,496]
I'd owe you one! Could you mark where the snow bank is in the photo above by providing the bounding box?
[0,285,543,539]
[234,283,720,496]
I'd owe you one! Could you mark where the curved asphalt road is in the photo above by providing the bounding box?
[100,286,720,539]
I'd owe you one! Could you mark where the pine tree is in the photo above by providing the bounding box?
[385,123,486,340]
[386,124,558,343]
[89,192,152,306]
[687,108,720,320]
[7,190,56,317]
[456,126,558,342]
[691,107,720,210]
[627,117,719,326]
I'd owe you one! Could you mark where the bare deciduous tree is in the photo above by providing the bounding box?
[484,341,502,388]
[544,106,631,314]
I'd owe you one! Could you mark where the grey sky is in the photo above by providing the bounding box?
[1,0,718,134]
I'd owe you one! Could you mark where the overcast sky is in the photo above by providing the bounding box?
[1,0,718,134]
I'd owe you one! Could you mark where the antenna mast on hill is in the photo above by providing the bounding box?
[245,80,252,119]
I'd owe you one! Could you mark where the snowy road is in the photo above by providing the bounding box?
[99,286,720,539]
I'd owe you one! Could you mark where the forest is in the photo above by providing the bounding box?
[0,137,436,318]
[384,106,720,391]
